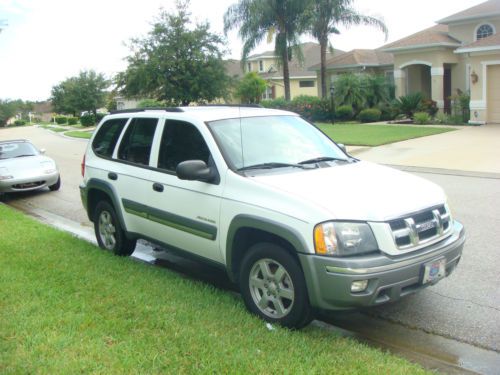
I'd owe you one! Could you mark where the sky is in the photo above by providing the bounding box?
[0,0,487,101]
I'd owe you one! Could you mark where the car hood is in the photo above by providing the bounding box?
[0,155,56,178]
[249,161,446,222]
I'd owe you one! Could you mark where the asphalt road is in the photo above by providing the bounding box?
[2,125,499,354]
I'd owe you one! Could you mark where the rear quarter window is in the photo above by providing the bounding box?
[92,118,128,158]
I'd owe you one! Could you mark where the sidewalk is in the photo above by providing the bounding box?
[348,124,500,174]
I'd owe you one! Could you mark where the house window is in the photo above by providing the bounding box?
[476,24,494,40]
[259,60,264,72]
[262,86,273,100]
[299,80,315,88]
[247,63,251,72]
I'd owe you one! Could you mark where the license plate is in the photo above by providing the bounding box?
[422,258,446,284]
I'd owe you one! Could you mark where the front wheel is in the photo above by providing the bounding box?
[239,243,313,329]
[94,201,136,256]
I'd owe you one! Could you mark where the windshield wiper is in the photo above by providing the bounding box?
[14,154,36,158]
[238,162,316,171]
[298,156,348,165]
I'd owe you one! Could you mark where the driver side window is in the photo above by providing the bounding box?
[157,120,210,173]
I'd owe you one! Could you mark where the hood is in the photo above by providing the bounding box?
[250,161,446,222]
[0,155,56,178]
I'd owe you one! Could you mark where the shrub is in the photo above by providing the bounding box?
[14,120,26,126]
[335,105,353,121]
[55,116,67,125]
[260,97,288,109]
[137,99,165,108]
[358,108,381,123]
[261,96,330,121]
[378,102,399,121]
[419,99,438,116]
[67,117,79,125]
[96,113,106,123]
[396,92,423,118]
[80,114,96,126]
[434,112,449,124]
[413,112,430,125]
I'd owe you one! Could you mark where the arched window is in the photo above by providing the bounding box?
[476,24,494,40]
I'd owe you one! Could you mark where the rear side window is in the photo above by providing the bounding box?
[157,120,210,172]
[92,118,128,158]
[118,118,158,166]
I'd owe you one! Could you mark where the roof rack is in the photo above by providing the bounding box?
[110,107,184,115]
[193,104,262,108]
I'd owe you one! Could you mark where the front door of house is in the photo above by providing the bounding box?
[444,67,452,114]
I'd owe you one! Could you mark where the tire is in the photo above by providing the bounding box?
[239,242,313,329]
[49,176,61,191]
[94,201,136,256]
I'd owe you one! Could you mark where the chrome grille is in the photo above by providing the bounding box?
[389,205,451,250]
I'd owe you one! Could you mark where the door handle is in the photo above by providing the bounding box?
[152,183,164,192]
[108,172,118,180]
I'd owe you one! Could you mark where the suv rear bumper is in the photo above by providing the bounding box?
[299,221,465,310]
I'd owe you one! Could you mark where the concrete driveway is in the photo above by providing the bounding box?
[349,123,500,174]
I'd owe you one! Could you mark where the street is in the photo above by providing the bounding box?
[1,125,499,370]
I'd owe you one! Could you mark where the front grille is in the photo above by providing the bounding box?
[389,205,451,250]
[12,181,45,189]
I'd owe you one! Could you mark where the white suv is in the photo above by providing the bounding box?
[80,106,465,328]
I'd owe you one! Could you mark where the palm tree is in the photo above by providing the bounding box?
[308,0,388,98]
[224,0,308,101]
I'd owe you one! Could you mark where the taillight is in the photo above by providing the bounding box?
[81,154,86,177]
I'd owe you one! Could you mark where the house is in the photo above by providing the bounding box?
[246,42,344,100]
[309,49,394,94]
[381,0,500,124]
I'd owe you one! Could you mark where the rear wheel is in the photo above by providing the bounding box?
[49,176,61,191]
[94,201,136,256]
[239,242,313,329]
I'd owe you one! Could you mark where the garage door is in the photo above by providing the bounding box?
[487,65,500,124]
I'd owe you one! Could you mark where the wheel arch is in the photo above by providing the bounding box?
[84,179,128,233]
[226,215,308,282]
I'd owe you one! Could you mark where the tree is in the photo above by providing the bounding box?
[334,73,366,112]
[51,70,108,116]
[0,100,18,127]
[307,0,387,98]
[224,0,309,101]
[236,72,268,103]
[117,1,230,106]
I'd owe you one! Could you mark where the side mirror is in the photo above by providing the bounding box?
[337,143,347,153]
[176,160,218,183]
[39,148,46,154]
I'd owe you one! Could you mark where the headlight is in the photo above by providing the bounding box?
[314,222,378,257]
[41,161,57,174]
[0,167,13,180]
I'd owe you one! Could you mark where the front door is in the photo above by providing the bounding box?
[443,66,452,114]
[145,119,224,263]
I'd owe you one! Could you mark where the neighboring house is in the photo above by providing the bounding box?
[381,0,500,124]
[115,97,142,110]
[309,49,394,94]
[32,101,53,122]
[246,42,344,100]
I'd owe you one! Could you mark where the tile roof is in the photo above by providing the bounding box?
[309,49,393,70]
[249,42,344,78]
[437,0,500,24]
[381,24,461,52]
[455,32,500,52]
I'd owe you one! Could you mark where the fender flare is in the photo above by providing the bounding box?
[225,214,309,281]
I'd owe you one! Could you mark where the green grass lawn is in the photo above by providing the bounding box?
[0,204,429,374]
[316,123,455,146]
[64,130,93,139]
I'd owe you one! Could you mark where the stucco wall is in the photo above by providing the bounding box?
[466,52,500,123]
[448,18,500,44]
[271,78,318,99]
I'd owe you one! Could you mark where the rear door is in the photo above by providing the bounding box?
[111,117,160,234]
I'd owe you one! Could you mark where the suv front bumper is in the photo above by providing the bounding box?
[299,221,465,310]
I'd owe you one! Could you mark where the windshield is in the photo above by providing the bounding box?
[208,115,348,170]
[0,142,39,160]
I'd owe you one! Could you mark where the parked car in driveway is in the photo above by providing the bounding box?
[0,139,61,194]
[80,106,465,328]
